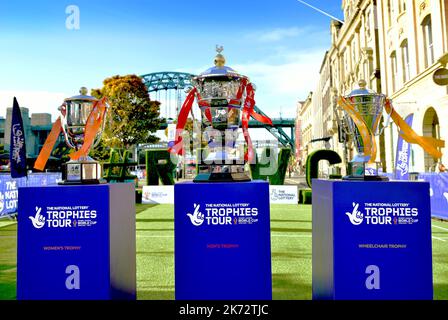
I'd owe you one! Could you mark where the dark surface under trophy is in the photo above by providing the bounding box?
[59,87,108,184]
[338,80,390,181]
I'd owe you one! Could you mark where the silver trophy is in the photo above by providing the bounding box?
[192,46,250,182]
[338,80,390,181]
[59,87,108,184]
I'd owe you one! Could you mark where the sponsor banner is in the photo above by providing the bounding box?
[313,180,433,300]
[142,185,174,204]
[269,185,298,204]
[10,98,27,178]
[419,172,448,220]
[175,181,272,300]
[394,114,414,180]
[0,173,61,217]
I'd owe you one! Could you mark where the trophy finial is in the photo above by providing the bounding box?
[216,45,224,54]
[358,79,367,89]
[214,45,226,68]
[80,87,88,95]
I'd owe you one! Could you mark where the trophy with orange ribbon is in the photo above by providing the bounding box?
[170,46,273,182]
[34,87,109,184]
[338,80,445,181]
[338,80,390,180]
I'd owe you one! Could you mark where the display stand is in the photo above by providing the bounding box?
[175,181,272,300]
[312,179,433,300]
[17,183,136,300]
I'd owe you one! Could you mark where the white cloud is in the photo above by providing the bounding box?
[248,27,303,42]
[232,48,326,118]
[0,90,67,121]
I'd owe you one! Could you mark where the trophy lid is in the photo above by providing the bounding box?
[346,80,381,97]
[195,45,248,80]
[64,87,98,102]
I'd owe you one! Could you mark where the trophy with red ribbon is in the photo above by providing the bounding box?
[170,46,273,182]
[34,87,109,184]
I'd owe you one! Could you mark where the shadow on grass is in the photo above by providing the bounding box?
[272,251,311,259]
[0,283,16,300]
[433,283,448,300]
[137,289,174,300]
[136,204,159,214]
[272,273,311,300]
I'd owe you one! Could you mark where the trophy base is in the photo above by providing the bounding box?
[58,179,106,185]
[194,172,251,183]
[60,160,104,185]
[342,175,389,181]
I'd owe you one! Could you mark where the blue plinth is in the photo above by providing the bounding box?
[17,183,136,300]
[312,179,433,300]
[175,181,272,300]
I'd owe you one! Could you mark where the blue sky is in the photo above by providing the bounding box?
[0,0,343,129]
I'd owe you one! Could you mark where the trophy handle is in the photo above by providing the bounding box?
[377,98,393,136]
[59,102,77,150]
[91,99,110,148]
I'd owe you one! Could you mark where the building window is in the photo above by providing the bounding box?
[390,51,397,92]
[398,0,406,13]
[400,40,410,83]
[387,1,392,25]
[422,15,434,68]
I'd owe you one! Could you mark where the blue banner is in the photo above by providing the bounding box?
[10,97,27,178]
[394,113,414,180]
[0,173,61,217]
[419,172,448,220]
[175,181,272,300]
[313,180,433,300]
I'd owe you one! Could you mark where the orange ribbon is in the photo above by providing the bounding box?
[33,117,63,171]
[34,97,108,171]
[385,100,444,159]
[69,97,108,160]
[338,97,376,163]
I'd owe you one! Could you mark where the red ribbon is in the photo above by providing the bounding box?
[169,80,273,163]
[169,88,197,155]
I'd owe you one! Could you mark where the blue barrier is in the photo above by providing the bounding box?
[418,173,448,220]
[0,173,61,217]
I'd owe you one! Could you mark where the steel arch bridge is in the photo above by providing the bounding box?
[141,72,195,92]
[140,71,295,152]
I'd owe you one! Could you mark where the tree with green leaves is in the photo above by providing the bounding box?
[92,74,161,150]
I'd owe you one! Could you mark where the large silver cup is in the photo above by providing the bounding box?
[340,81,390,180]
[59,87,107,184]
[191,47,249,182]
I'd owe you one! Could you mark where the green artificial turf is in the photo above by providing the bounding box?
[1,204,448,300]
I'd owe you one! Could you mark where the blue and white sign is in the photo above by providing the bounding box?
[10,98,27,178]
[395,114,414,180]
[313,179,433,300]
[175,181,272,300]
[269,185,298,204]
[0,173,61,217]
[17,183,136,300]
[142,185,174,204]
